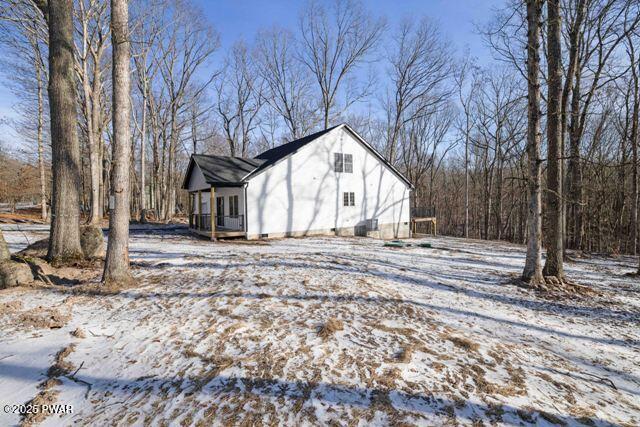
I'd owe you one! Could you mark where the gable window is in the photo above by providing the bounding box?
[334,153,343,172]
[229,195,239,216]
[343,192,355,207]
[334,153,353,173]
[344,154,353,173]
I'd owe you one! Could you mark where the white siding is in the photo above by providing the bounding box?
[245,127,410,237]
[187,164,209,192]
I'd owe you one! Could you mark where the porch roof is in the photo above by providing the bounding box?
[183,155,265,189]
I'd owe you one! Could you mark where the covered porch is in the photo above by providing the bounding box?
[187,186,246,239]
[182,154,262,240]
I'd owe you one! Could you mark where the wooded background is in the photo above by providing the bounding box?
[1,0,639,257]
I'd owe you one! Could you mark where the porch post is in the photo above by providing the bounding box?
[198,190,202,230]
[188,193,192,228]
[210,186,216,240]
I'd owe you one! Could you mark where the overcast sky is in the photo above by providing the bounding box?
[0,0,504,151]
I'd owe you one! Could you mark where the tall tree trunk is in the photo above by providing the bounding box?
[37,0,84,263]
[522,0,544,284]
[36,58,47,222]
[165,112,178,221]
[140,80,148,221]
[560,0,586,254]
[543,0,564,280]
[464,113,470,239]
[630,47,640,263]
[629,40,639,259]
[567,76,583,250]
[103,0,133,285]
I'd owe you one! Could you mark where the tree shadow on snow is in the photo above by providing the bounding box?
[0,362,622,426]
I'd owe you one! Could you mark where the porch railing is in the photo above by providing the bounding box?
[216,215,244,230]
[190,214,211,231]
[190,214,244,231]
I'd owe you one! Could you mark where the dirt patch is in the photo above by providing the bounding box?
[317,318,344,340]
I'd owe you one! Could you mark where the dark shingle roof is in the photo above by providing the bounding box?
[188,155,265,187]
[254,125,339,165]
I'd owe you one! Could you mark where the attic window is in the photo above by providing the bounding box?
[334,153,343,172]
[344,154,353,173]
[334,153,353,173]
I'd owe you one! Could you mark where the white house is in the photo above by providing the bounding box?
[182,124,413,240]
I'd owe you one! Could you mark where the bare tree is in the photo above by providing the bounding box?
[522,0,544,284]
[628,35,640,266]
[0,1,49,222]
[103,0,132,285]
[565,0,640,250]
[384,17,453,163]
[298,0,385,128]
[543,0,565,281]
[156,3,218,219]
[131,0,163,221]
[454,57,480,239]
[215,41,264,157]
[75,0,109,225]
[34,0,84,263]
[255,27,318,140]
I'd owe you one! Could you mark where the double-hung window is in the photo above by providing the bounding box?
[343,192,355,207]
[344,154,353,173]
[334,153,353,173]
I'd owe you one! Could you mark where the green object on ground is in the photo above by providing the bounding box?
[418,243,432,248]
[384,241,405,248]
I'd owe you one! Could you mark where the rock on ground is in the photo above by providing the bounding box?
[0,260,33,289]
[80,225,105,259]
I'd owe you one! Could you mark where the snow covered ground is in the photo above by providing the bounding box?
[1,224,639,426]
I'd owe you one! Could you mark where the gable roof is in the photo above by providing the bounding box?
[254,125,340,165]
[181,155,265,188]
[247,124,413,188]
[182,123,414,189]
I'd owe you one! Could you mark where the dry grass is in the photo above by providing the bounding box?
[47,344,76,377]
[18,307,71,329]
[71,327,86,338]
[20,345,76,426]
[446,335,480,352]
[317,318,344,340]
[0,300,23,312]
[395,345,415,363]
[19,388,60,426]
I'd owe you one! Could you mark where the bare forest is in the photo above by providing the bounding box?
[1,1,640,424]
[1,0,639,280]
